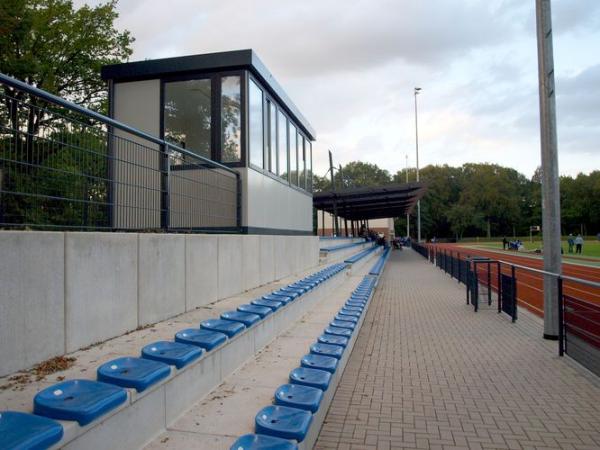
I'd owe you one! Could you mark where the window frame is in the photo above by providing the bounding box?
[159,69,246,168]
[247,76,264,169]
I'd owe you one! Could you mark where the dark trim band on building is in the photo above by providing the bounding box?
[102,49,315,141]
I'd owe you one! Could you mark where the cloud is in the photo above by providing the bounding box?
[73,0,600,177]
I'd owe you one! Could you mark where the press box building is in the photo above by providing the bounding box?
[102,49,315,234]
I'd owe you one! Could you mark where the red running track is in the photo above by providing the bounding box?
[427,243,600,317]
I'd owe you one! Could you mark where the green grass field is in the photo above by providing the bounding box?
[465,238,600,259]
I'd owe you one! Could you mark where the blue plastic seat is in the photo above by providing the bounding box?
[141,341,203,369]
[263,293,293,304]
[334,314,358,323]
[310,343,344,359]
[255,405,313,442]
[301,354,338,374]
[33,379,127,426]
[221,311,261,327]
[317,334,349,347]
[252,298,283,310]
[230,433,298,450]
[346,300,367,306]
[201,319,245,337]
[97,357,171,392]
[342,305,363,312]
[289,367,331,391]
[0,411,64,450]
[272,289,300,300]
[279,287,303,296]
[330,320,356,330]
[324,326,352,337]
[286,284,309,293]
[175,328,227,350]
[344,305,364,313]
[238,304,273,318]
[274,384,323,413]
[338,309,361,318]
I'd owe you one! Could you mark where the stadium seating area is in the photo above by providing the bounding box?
[0,245,390,450]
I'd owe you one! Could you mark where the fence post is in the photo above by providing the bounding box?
[511,265,517,323]
[160,143,171,230]
[487,261,492,305]
[236,173,243,231]
[497,262,502,313]
[558,277,564,356]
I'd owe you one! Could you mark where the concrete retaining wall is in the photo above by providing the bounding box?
[0,231,319,376]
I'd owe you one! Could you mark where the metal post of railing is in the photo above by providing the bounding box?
[511,265,517,323]
[497,262,502,314]
[466,260,470,305]
[487,261,492,306]
[160,144,171,230]
[558,277,564,356]
[236,173,243,231]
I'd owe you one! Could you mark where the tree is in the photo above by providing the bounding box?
[0,0,133,227]
[337,161,391,189]
[0,0,133,132]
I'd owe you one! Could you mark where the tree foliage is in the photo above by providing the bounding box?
[0,0,133,113]
[314,159,599,239]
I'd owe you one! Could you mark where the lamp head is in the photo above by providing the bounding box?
[414,87,422,95]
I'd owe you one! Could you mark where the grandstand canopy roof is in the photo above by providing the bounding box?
[312,182,427,220]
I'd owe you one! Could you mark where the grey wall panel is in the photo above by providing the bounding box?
[243,168,312,232]
[112,80,161,229]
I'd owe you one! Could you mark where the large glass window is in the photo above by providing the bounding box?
[221,76,241,162]
[300,135,306,190]
[269,101,277,174]
[248,79,263,168]
[163,79,211,159]
[289,125,298,186]
[277,110,288,180]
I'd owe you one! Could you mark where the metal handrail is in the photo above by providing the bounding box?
[496,259,600,289]
[0,72,238,176]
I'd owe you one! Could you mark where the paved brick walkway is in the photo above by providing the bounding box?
[315,250,600,450]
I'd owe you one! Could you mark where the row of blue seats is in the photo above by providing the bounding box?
[319,240,367,253]
[344,244,378,264]
[369,247,391,276]
[230,275,377,450]
[0,263,347,450]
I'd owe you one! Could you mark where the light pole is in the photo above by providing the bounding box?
[536,0,561,339]
[405,154,410,238]
[414,87,422,242]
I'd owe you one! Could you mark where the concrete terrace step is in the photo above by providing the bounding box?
[319,241,373,265]
[0,261,349,450]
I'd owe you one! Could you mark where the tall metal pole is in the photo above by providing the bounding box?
[536,0,561,339]
[405,154,410,238]
[328,150,339,236]
[414,87,422,242]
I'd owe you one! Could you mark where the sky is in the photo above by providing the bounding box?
[79,0,600,178]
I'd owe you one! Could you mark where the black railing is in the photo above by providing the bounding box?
[419,244,600,376]
[0,73,241,232]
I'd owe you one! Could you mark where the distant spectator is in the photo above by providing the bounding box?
[575,234,584,254]
[502,236,508,250]
[567,234,574,253]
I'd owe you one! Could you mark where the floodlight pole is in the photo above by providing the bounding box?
[328,150,339,236]
[414,87,422,242]
[405,154,410,238]
[536,0,561,339]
